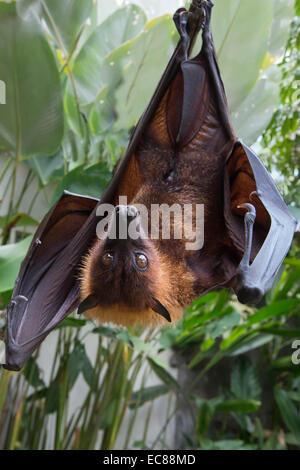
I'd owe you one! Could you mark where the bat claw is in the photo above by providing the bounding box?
[249,190,261,202]
[15,295,28,302]
[237,203,256,223]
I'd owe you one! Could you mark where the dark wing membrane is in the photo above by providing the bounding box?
[4,191,99,370]
[225,141,296,296]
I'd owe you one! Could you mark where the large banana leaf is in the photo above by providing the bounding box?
[69,5,147,105]
[40,0,93,55]
[0,2,63,159]
[114,15,174,130]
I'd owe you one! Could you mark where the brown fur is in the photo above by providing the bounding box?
[79,58,259,327]
[80,234,186,326]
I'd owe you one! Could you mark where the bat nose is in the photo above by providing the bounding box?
[115,205,139,222]
[107,205,140,241]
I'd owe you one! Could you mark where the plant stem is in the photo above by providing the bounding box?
[9,393,24,450]
[0,369,12,418]
[0,155,13,186]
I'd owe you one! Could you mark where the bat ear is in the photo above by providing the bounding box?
[151,298,171,323]
[78,295,98,315]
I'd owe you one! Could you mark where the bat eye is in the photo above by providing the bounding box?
[101,252,114,267]
[134,252,149,271]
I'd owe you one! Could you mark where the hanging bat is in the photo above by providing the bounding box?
[3,0,296,371]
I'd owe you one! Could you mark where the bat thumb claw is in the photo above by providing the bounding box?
[249,190,261,202]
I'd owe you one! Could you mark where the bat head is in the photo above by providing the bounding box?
[79,205,182,326]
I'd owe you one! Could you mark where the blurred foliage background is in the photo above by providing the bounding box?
[0,0,299,450]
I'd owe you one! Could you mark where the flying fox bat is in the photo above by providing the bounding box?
[3,0,296,370]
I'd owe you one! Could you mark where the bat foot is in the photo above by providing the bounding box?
[236,284,264,306]
[235,203,264,305]
[237,203,256,268]
[173,9,190,60]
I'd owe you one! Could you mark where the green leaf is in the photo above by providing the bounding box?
[205,311,241,340]
[147,357,178,390]
[45,379,60,413]
[67,340,94,388]
[185,305,234,330]
[285,258,300,268]
[270,356,300,372]
[229,334,274,356]
[129,335,152,354]
[25,152,65,187]
[268,0,294,57]
[201,338,215,352]
[231,357,261,400]
[116,330,134,348]
[201,439,257,450]
[0,289,13,309]
[220,325,248,350]
[89,86,116,135]
[57,317,87,329]
[129,384,171,409]
[93,325,123,339]
[23,357,45,388]
[0,236,32,292]
[232,412,255,435]
[215,399,261,413]
[51,162,111,203]
[258,326,300,338]
[186,292,219,313]
[99,398,117,429]
[248,299,299,325]
[158,325,179,349]
[16,0,41,20]
[275,388,300,443]
[41,0,93,54]
[212,0,273,111]
[70,4,147,104]
[196,399,219,438]
[233,65,280,144]
[115,15,173,130]
[63,89,90,137]
[0,2,63,158]
[0,213,38,229]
